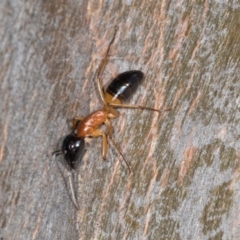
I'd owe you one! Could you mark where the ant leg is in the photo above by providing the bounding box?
[91,129,108,159]
[104,105,119,120]
[97,28,118,105]
[108,103,171,113]
[108,137,132,173]
[104,118,132,173]
[104,118,113,137]
[71,116,84,132]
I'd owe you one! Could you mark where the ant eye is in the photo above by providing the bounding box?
[69,142,76,151]
[61,134,85,170]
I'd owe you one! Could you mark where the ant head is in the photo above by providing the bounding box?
[60,133,85,170]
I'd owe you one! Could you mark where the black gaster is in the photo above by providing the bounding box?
[61,133,85,170]
[106,70,144,101]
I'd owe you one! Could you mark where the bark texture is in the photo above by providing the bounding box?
[1,0,240,239]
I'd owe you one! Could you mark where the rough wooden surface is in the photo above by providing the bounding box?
[1,0,240,239]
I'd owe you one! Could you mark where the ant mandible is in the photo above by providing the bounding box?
[53,29,169,173]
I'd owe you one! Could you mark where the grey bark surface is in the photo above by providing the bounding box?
[1,0,240,240]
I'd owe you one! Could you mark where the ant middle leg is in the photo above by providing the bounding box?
[91,129,108,159]
[104,118,114,138]
[104,118,132,173]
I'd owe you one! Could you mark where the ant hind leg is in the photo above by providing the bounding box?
[109,103,171,113]
[96,28,118,105]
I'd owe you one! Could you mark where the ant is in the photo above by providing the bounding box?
[53,29,170,174]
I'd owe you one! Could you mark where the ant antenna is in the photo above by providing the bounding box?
[52,150,62,156]
[52,150,80,210]
[67,172,80,210]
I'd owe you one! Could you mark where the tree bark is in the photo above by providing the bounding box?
[1,0,240,239]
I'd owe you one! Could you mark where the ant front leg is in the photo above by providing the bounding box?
[71,116,84,133]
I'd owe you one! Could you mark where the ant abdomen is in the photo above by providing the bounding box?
[105,70,144,103]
